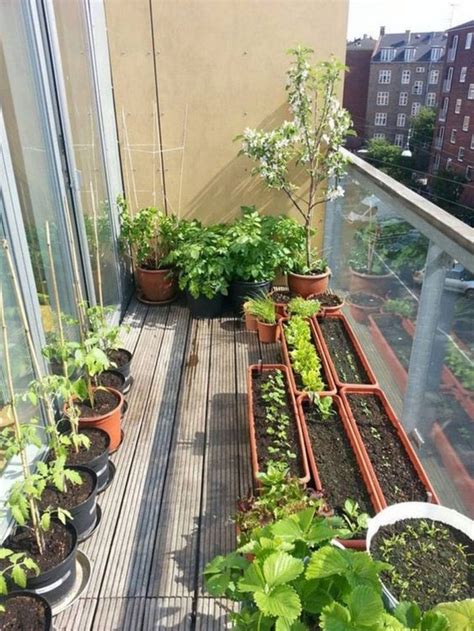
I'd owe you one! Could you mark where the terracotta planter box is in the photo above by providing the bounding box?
[247,364,310,487]
[279,318,336,397]
[297,393,383,550]
[340,387,439,509]
[431,422,474,518]
[314,313,378,389]
[349,267,393,297]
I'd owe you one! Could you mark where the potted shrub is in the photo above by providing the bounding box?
[168,221,230,318]
[247,296,279,343]
[346,291,383,324]
[118,195,180,303]
[348,220,393,297]
[238,49,352,298]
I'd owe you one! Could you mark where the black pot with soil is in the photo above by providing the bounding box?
[107,348,132,392]
[98,369,126,393]
[229,279,271,315]
[0,591,52,630]
[1,521,78,607]
[186,291,224,318]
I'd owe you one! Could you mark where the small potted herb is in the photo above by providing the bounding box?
[268,288,292,317]
[242,299,258,332]
[309,290,345,315]
[346,291,383,324]
[248,296,279,343]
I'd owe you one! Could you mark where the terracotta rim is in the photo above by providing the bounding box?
[349,267,393,280]
[67,387,124,423]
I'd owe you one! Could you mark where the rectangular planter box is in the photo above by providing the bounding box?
[340,387,439,509]
[279,317,336,397]
[247,364,310,488]
[314,313,378,389]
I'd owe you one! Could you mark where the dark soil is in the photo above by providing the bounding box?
[373,518,474,609]
[139,260,174,272]
[77,389,120,418]
[433,392,474,476]
[0,595,48,630]
[347,393,428,504]
[302,400,372,525]
[251,369,304,478]
[313,292,343,307]
[98,371,125,391]
[1,522,73,574]
[372,314,412,369]
[283,323,329,391]
[39,469,94,512]
[270,290,292,304]
[318,318,370,384]
[57,427,108,466]
[348,292,383,308]
[107,348,131,368]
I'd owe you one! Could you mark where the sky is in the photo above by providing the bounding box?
[348,0,473,40]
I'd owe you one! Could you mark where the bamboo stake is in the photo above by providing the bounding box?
[45,223,66,371]
[0,289,44,553]
[90,181,103,308]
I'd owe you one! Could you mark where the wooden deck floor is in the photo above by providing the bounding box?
[56,298,280,630]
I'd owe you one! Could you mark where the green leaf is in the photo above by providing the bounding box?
[0,548,12,560]
[306,546,348,580]
[320,601,353,631]
[11,505,26,526]
[0,575,7,595]
[420,611,449,631]
[11,565,26,588]
[41,512,51,531]
[205,572,230,597]
[263,552,304,587]
[434,600,474,631]
[345,585,384,627]
[238,562,265,593]
[394,602,421,628]
[254,584,302,622]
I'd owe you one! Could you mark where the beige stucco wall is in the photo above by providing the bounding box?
[105,0,349,246]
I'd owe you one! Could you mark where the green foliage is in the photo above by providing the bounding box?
[284,317,324,392]
[315,395,333,421]
[365,138,413,185]
[445,341,474,391]
[433,600,474,630]
[410,107,436,172]
[341,499,369,535]
[383,298,416,319]
[247,296,277,324]
[0,548,39,601]
[259,371,297,466]
[287,297,321,318]
[431,169,468,220]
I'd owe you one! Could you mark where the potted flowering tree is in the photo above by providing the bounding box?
[238,48,353,297]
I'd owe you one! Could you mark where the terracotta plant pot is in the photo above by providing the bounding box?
[74,387,124,452]
[340,387,439,509]
[247,364,310,486]
[257,319,279,344]
[287,268,331,298]
[244,311,258,331]
[308,292,345,316]
[269,289,291,317]
[347,292,383,325]
[136,266,177,303]
[279,317,336,396]
[349,267,393,297]
[314,313,378,389]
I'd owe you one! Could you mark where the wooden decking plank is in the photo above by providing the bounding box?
[195,597,235,630]
[89,597,146,630]
[101,306,191,597]
[147,317,213,598]
[120,297,149,354]
[143,597,193,630]
[54,597,97,631]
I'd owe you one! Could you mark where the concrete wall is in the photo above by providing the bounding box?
[104,0,348,245]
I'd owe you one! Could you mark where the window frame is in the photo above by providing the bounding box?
[401,69,411,84]
[378,69,392,84]
[460,67,467,83]
[397,113,406,127]
[374,112,388,126]
[376,91,390,106]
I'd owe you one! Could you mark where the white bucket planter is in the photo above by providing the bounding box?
[366,502,474,610]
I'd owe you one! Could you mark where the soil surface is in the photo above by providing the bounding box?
[372,314,412,369]
[77,389,120,418]
[318,318,369,384]
[1,522,73,574]
[347,393,427,504]
[313,292,343,307]
[373,518,474,609]
[251,370,304,478]
[0,595,48,630]
[283,324,329,391]
[59,427,108,466]
[302,400,372,524]
[270,290,292,304]
[348,292,383,308]
[107,348,131,368]
[98,371,125,391]
[39,469,94,512]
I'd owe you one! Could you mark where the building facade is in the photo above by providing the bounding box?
[430,21,474,208]
[343,36,377,149]
[365,28,447,149]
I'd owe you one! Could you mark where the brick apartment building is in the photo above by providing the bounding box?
[343,35,377,149]
[430,20,474,208]
[365,28,447,148]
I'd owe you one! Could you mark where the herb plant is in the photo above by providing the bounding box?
[247,296,277,324]
[287,296,321,318]
[383,298,416,319]
[284,317,324,392]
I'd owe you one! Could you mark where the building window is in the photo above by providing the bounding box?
[404,48,416,62]
[469,84,474,99]
[439,96,449,121]
[378,70,391,84]
[450,129,457,143]
[401,69,411,84]
[380,48,395,62]
[466,165,473,181]
[374,112,387,126]
[431,47,443,62]
[471,134,474,150]
[444,67,453,91]
[458,147,465,161]
[429,69,439,84]
[435,126,445,149]
[373,132,386,140]
[412,80,423,95]
[462,116,470,131]
[460,67,467,83]
[411,102,421,116]
[399,92,408,106]
[416,66,425,73]
[446,157,452,170]
[455,98,462,113]
[466,33,473,49]
[397,113,406,127]
[426,92,436,107]
[433,153,441,171]
[448,35,458,61]
[394,134,404,147]
[376,91,389,105]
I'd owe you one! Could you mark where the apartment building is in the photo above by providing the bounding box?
[343,35,377,149]
[365,28,447,148]
[430,20,474,208]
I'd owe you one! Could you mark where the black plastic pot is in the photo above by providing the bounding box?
[98,369,126,393]
[0,591,52,630]
[186,291,224,318]
[26,521,78,607]
[229,279,272,315]
[108,348,133,392]
[67,466,99,541]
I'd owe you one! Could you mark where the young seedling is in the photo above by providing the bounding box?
[341,498,369,535]
[287,296,321,318]
[284,316,325,392]
[0,548,39,610]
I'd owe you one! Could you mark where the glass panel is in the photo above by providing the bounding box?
[52,0,121,308]
[324,163,473,518]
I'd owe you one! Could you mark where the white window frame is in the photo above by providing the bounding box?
[411,102,421,117]
[376,91,389,106]
[462,116,470,132]
[399,92,408,106]
[439,96,449,121]
[429,69,439,84]
[466,165,473,181]
[450,129,457,143]
[378,69,391,84]
[404,48,416,62]
[380,48,395,62]
[426,92,436,107]
[401,69,411,84]
[373,132,386,140]
[412,80,423,95]
[430,48,442,62]
[446,157,452,170]
[448,35,458,61]
[416,66,425,73]
[444,67,454,91]
[466,32,473,50]
[394,134,404,147]
[374,112,387,126]
[458,146,465,161]
[471,133,474,150]
[397,113,406,127]
[435,125,445,149]
[468,84,474,100]
[460,67,467,83]
[433,153,441,171]
[455,98,462,114]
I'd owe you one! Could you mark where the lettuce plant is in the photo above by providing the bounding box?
[284,317,324,392]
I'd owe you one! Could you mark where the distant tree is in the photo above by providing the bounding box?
[431,169,470,225]
[410,107,436,172]
[365,138,413,185]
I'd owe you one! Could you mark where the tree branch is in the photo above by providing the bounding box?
[283,186,307,220]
